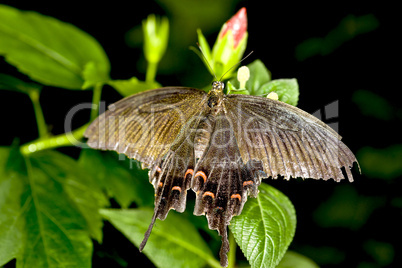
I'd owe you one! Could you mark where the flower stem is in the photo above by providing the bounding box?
[146,61,158,83]
[20,123,89,156]
[90,83,103,121]
[28,88,47,138]
[228,228,237,268]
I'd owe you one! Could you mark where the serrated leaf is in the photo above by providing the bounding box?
[31,150,109,242]
[277,251,319,268]
[229,183,296,268]
[13,152,94,267]
[108,77,161,97]
[259,79,299,106]
[0,5,110,89]
[0,147,25,266]
[79,149,153,208]
[100,208,218,268]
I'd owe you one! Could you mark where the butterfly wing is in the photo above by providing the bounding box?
[139,109,207,251]
[224,94,358,182]
[84,87,207,168]
[191,112,266,267]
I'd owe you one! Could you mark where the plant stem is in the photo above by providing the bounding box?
[90,83,103,121]
[228,228,237,268]
[206,258,224,268]
[145,61,158,83]
[28,88,47,138]
[20,123,89,156]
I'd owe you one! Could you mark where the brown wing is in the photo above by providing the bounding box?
[84,87,207,168]
[139,110,206,252]
[191,112,266,267]
[224,94,358,182]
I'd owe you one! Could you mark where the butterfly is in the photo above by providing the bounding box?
[84,80,357,267]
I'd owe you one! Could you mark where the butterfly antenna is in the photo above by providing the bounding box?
[219,50,254,81]
[197,43,218,81]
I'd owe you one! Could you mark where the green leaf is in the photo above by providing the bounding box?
[0,5,110,89]
[81,61,110,90]
[79,149,153,208]
[313,185,385,230]
[0,147,26,266]
[0,149,98,267]
[108,77,161,97]
[277,251,319,268]
[229,183,296,268]
[100,208,220,268]
[19,154,93,267]
[245,60,271,95]
[0,73,41,94]
[352,90,394,121]
[357,145,402,180]
[229,60,271,96]
[363,239,394,266]
[31,150,109,242]
[259,79,299,106]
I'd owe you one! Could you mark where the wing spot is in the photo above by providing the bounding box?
[184,169,194,178]
[230,194,242,201]
[156,166,162,173]
[194,171,207,183]
[172,186,182,192]
[243,180,254,187]
[158,182,163,187]
[202,191,215,199]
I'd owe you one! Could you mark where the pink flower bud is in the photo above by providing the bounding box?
[219,7,247,48]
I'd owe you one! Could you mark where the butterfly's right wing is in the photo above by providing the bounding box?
[84,87,207,168]
[225,94,358,182]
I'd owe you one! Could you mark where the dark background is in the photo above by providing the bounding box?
[1,1,399,267]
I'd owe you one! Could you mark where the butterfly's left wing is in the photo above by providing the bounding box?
[191,112,266,267]
[85,87,207,168]
[139,109,207,251]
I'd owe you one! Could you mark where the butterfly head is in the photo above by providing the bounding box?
[212,81,225,93]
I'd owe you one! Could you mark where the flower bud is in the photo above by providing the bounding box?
[142,14,169,64]
[219,7,247,48]
[211,8,248,79]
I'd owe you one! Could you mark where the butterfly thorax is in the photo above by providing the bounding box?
[207,81,225,114]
